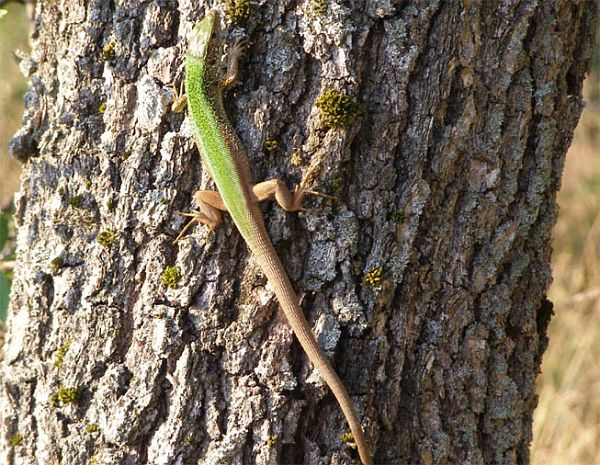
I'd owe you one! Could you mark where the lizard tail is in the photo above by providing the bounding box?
[249,228,373,465]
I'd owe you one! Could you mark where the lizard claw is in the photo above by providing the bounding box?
[173,217,197,244]
[295,171,336,201]
[171,81,187,113]
[232,37,248,57]
[302,188,336,200]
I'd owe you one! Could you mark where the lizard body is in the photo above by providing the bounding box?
[181,11,372,465]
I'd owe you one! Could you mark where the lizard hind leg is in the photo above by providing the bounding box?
[173,190,226,243]
[252,178,335,212]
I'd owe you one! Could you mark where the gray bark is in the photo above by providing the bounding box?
[1,1,597,464]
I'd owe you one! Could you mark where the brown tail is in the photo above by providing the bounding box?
[250,228,372,465]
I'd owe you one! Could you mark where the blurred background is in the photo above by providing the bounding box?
[0,3,27,324]
[0,5,598,464]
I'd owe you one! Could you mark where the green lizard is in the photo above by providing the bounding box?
[177,10,372,465]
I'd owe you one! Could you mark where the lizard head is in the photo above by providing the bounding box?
[188,10,222,62]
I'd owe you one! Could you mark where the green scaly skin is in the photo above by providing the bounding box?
[184,11,372,465]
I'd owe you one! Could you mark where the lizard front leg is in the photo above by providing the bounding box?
[173,190,226,242]
[220,37,247,89]
[171,80,187,113]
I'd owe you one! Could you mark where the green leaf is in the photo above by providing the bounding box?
[0,213,8,252]
[0,272,10,321]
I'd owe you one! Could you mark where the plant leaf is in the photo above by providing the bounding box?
[0,213,8,252]
[0,272,10,321]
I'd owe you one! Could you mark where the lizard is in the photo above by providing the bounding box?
[176,10,372,465]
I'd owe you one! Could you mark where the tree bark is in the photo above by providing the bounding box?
[1,1,597,464]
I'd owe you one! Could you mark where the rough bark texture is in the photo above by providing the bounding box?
[1,1,597,464]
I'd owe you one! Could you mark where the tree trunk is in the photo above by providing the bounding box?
[1,1,597,464]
